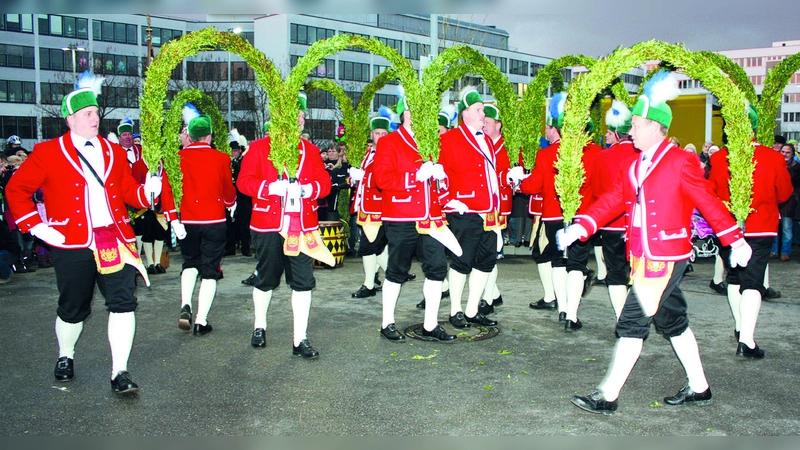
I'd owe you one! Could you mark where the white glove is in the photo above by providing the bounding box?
[30,223,66,246]
[507,166,528,184]
[171,221,187,240]
[268,179,289,197]
[431,164,446,181]
[730,238,752,268]
[301,183,314,199]
[143,173,162,203]
[556,224,588,250]
[227,202,237,218]
[286,181,302,201]
[416,161,435,182]
[348,167,364,183]
[446,199,469,215]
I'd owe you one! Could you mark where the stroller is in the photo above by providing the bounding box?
[690,210,719,262]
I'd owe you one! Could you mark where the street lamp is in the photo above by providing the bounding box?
[226,27,242,131]
[61,44,86,84]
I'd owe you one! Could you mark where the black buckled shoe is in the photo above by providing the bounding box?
[146,265,156,275]
[251,328,266,348]
[492,295,502,306]
[351,285,377,299]
[420,325,456,342]
[241,273,256,286]
[478,299,495,316]
[54,356,74,382]
[193,323,213,336]
[565,319,583,332]
[709,280,727,295]
[594,278,607,287]
[558,312,567,323]
[293,339,319,359]
[529,299,556,310]
[764,287,781,300]
[110,370,139,394]
[736,342,765,359]
[664,385,712,406]
[465,312,498,327]
[405,272,417,282]
[571,391,618,415]
[178,304,192,331]
[380,323,406,341]
[416,299,426,309]
[154,264,166,274]
[373,274,382,289]
[449,312,470,328]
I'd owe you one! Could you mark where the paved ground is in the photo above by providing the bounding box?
[1,246,799,435]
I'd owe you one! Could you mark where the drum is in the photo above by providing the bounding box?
[313,221,345,268]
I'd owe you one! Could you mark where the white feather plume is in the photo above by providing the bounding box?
[76,71,104,96]
[644,71,679,106]
[182,103,200,126]
[440,104,457,123]
[605,99,632,129]
[229,127,241,144]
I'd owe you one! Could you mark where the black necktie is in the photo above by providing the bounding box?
[84,141,93,147]
[476,131,483,136]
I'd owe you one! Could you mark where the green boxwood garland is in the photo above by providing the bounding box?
[697,51,758,105]
[559,41,752,225]
[306,78,357,151]
[283,34,417,176]
[758,52,800,147]
[141,26,281,195]
[161,89,230,210]
[351,67,398,166]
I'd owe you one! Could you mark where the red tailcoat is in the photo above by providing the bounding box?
[161,142,236,225]
[438,123,511,214]
[237,136,331,232]
[350,145,382,216]
[6,132,149,249]
[519,140,601,221]
[588,139,639,231]
[371,126,444,222]
[575,139,743,261]
[707,143,793,237]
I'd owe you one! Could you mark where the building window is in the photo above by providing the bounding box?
[141,26,181,47]
[509,59,527,76]
[345,90,362,110]
[406,42,430,60]
[231,62,255,81]
[233,91,255,110]
[486,55,507,73]
[0,44,36,69]
[308,90,337,110]
[530,63,545,77]
[42,117,68,139]
[339,60,370,82]
[341,32,370,53]
[2,116,37,140]
[305,119,336,142]
[3,14,34,33]
[373,93,395,111]
[290,23,335,45]
[0,80,35,104]
[377,36,403,54]
[41,82,72,105]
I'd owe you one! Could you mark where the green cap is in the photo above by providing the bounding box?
[438,112,450,128]
[458,88,483,114]
[484,104,500,121]
[370,116,391,131]
[188,114,212,138]
[298,92,307,114]
[263,121,270,133]
[747,103,758,130]
[631,97,672,128]
[61,88,98,118]
[631,71,678,128]
[117,118,134,135]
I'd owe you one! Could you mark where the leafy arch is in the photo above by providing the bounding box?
[350,67,399,166]
[696,51,758,105]
[141,27,281,172]
[278,34,417,176]
[161,89,230,208]
[305,78,356,147]
[758,52,800,146]
[423,45,519,162]
[558,40,752,223]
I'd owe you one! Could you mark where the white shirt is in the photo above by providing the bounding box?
[71,133,114,228]
[465,123,499,197]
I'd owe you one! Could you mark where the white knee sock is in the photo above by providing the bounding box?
[423,279,443,331]
[552,266,568,313]
[565,270,584,321]
[465,269,491,318]
[594,246,607,280]
[713,255,724,284]
[537,262,555,302]
[135,236,143,256]
[598,337,643,401]
[381,280,402,328]
[291,290,312,346]
[442,277,449,293]
[55,317,83,359]
[108,311,135,377]
[670,327,709,393]
[362,254,378,289]
[142,242,154,267]
[608,285,628,320]
[153,240,164,265]
[764,265,771,288]
[195,279,217,326]
[181,268,199,308]
[727,284,742,332]
[376,248,388,272]
[482,266,499,302]
[739,289,762,348]
[448,269,468,316]
[253,288,273,330]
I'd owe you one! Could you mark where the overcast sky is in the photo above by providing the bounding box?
[453,14,800,59]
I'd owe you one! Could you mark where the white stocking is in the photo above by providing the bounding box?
[195,279,217,326]
[291,290,312,346]
[670,328,709,394]
[739,289,762,348]
[448,268,468,316]
[423,279,443,331]
[108,311,135,377]
[253,288,273,330]
[598,337,643,401]
[381,280,402,328]
[55,317,83,359]
[537,262,555,302]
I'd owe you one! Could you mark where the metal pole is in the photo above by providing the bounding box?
[227,50,232,130]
